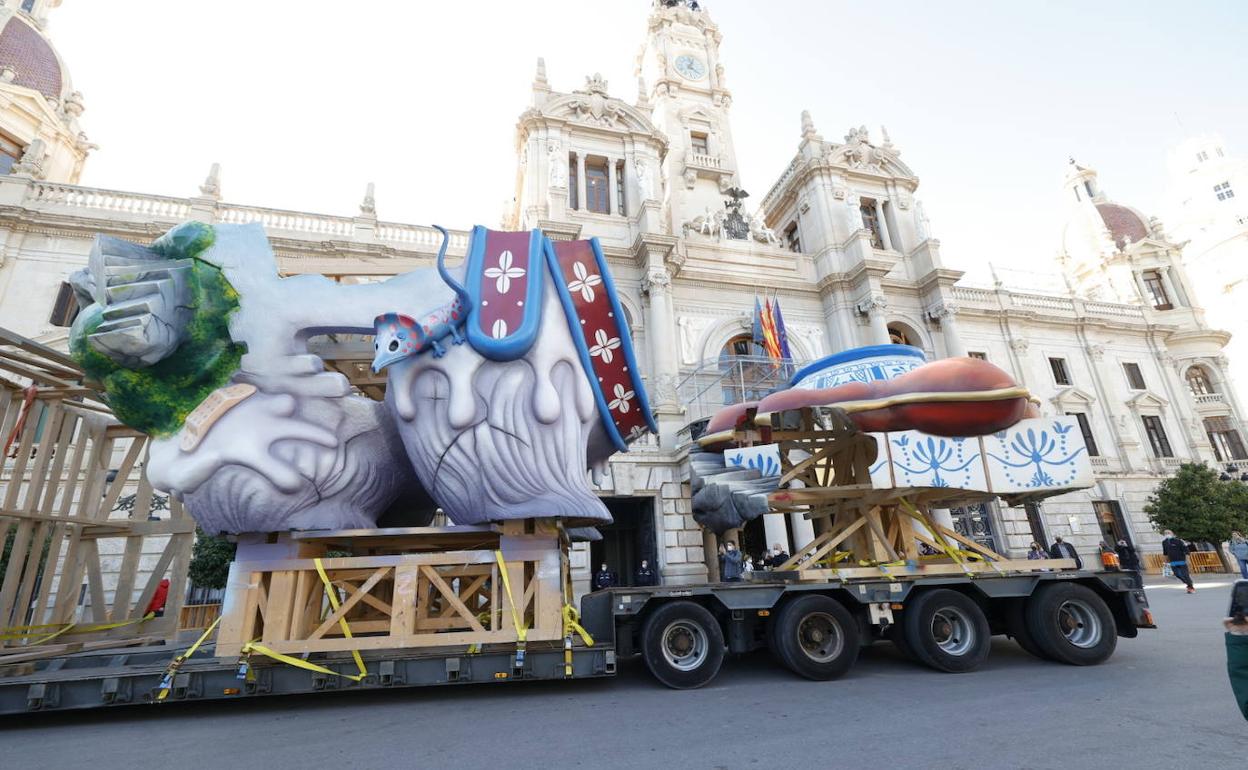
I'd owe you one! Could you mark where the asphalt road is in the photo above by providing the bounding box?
[3,575,1244,770]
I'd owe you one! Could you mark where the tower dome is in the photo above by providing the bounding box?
[0,13,65,101]
[0,0,90,183]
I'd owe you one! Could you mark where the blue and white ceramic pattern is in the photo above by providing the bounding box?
[789,344,926,391]
[984,416,1092,493]
[886,430,989,490]
[725,444,783,478]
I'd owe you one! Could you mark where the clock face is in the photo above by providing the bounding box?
[674,54,707,81]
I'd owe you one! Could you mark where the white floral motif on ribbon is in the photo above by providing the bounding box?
[491,318,508,339]
[484,250,525,294]
[589,328,621,364]
[567,261,603,303]
[608,383,634,413]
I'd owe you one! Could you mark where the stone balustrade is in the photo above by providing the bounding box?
[688,153,722,169]
[217,203,354,236]
[1194,392,1226,406]
[953,283,1152,323]
[25,181,191,219]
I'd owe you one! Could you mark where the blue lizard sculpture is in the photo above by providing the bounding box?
[372,225,471,371]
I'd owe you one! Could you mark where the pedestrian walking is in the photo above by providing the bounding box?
[1048,536,1083,569]
[1161,530,1195,593]
[634,559,657,586]
[1230,531,1248,579]
[1115,539,1141,572]
[592,563,617,591]
[1027,542,1047,560]
[718,540,744,582]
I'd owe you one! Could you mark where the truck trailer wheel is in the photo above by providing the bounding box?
[903,589,991,673]
[640,601,725,689]
[1005,598,1053,661]
[1024,583,1117,666]
[772,594,860,680]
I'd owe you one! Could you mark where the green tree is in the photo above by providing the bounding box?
[1145,462,1248,543]
[187,527,237,590]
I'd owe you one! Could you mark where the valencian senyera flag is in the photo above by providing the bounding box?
[760,295,782,360]
[751,296,765,351]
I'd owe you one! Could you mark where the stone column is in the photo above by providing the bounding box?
[1159,267,1181,307]
[607,158,620,216]
[932,302,965,358]
[862,295,890,345]
[1132,271,1150,305]
[874,199,892,251]
[576,152,587,212]
[763,513,790,557]
[788,511,815,551]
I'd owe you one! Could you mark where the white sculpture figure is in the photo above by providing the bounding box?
[70,222,655,533]
[749,213,779,245]
[547,142,568,188]
[681,204,721,238]
[633,157,654,201]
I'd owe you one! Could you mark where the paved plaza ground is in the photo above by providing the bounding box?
[3,575,1244,769]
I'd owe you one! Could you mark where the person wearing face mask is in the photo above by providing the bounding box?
[718,540,744,582]
[634,558,657,586]
[592,562,617,591]
[1161,530,1195,593]
[1115,539,1140,572]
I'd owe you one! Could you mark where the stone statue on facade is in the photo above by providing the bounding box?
[547,141,567,188]
[10,139,46,179]
[749,213,779,245]
[633,157,654,201]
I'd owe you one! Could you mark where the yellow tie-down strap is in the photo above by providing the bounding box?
[562,604,594,647]
[494,550,528,645]
[156,616,221,701]
[1,612,155,646]
[235,558,370,684]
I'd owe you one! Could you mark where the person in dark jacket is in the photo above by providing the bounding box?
[1048,536,1082,569]
[634,559,657,586]
[1226,616,1248,720]
[1162,530,1195,593]
[1115,539,1141,572]
[718,541,744,582]
[766,543,791,569]
[592,563,617,591]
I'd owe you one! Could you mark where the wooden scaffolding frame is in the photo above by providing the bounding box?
[757,406,1076,580]
[0,328,194,661]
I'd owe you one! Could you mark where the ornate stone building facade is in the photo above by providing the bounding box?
[0,1,1244,596]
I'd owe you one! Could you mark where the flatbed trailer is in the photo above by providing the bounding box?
[0,566,1151,714]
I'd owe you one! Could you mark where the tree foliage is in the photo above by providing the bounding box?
[187,527,237,590]
[1145,462,1248,543]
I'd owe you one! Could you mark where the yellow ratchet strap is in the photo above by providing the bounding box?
[562,604,594,647]
[239,640,369,682]
[314,557,368,681]
[156,616,221,701]
[494,546,529,643]
[1,612,155,645]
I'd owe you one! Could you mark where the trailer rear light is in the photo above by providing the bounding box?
[223,688,240,695]
[1142,609,1155,626]
[757,610,770,617]
[890,603,904,610]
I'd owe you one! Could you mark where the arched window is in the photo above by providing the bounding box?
[887,325,911,346]
[720,334,765,359]
[1186,366,1216,396]
[719,334,770,405]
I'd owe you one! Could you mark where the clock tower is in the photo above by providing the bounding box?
[638,1,740,233]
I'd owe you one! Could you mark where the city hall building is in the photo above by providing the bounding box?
[0,0,1245,596]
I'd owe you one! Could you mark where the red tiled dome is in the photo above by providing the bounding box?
[0,16,63,100]
[1095,203,1148,250]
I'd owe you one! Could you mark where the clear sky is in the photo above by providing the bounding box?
[50,1,1248,282]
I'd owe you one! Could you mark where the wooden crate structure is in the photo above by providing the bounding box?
[0,329,194,660]
[757,407,1076,579]
[215,520,569,659]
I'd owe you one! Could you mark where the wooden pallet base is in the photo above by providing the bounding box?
[215,520,570,659]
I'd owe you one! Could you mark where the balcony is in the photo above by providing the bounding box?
[1193,392,1226,407]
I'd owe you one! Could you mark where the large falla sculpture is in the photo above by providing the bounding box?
[71,221,1089,539]
[69,221,655,533]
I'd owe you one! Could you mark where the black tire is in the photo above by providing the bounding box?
[1005,598,1053,661]
[1024,582,1117,666]
[771,594,860,680]
[902,589,992,673]
[640,600,725,689]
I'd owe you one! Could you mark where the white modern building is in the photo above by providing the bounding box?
[0,0,1245,595]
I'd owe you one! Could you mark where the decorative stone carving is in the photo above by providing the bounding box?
[1085,343,1106,361]
[832,125,889,173]
[642,266,672,295]
[800,109,820,142]
[547,142,567,189]
[198,162,221,199]
[855,294,887,316]
[683,168,697,189]
[10,139,46,179]
[652,372,680,407]
[1010,338,1029,354]
[677,314,715,365]
[926,302,958,322]
[358,183,376,217]
[568,73,623,127]
[63,91,85,118]
[721,187,751,240]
